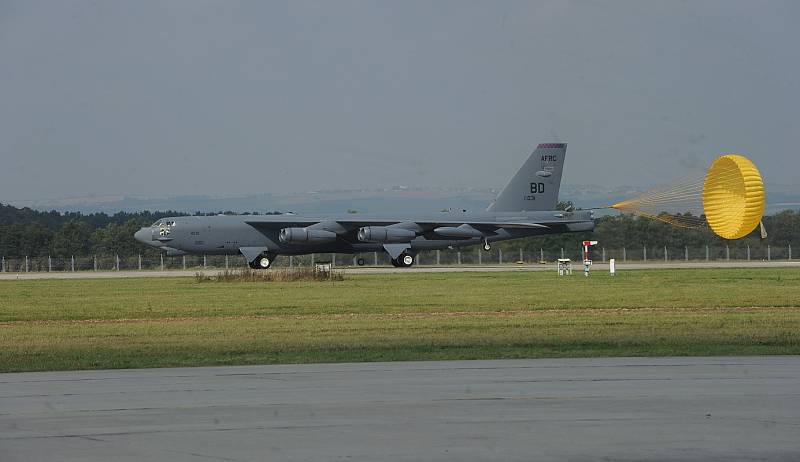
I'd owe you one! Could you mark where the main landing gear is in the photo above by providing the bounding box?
[248,253,275,269]
[482,239,492,251]
[390,252,415,268]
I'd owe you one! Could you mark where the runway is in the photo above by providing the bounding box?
[1,260,799,280]
[1,357,798,461]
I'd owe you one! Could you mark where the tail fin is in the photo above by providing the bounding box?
[487,143,567,212]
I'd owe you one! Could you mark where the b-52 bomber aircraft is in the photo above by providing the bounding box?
[134,143,595,268]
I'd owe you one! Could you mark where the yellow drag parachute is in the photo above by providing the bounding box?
[611,154,765,240]
[702,155,765,239]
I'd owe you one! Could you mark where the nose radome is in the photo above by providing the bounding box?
[134,228,150,244]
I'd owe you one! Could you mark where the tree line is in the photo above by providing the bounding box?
[502,202,799,255]
[0,204,278,258]
[1,202,798,258]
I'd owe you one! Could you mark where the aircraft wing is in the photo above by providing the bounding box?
[245,218,551,230]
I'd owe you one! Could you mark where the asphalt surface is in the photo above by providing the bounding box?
[1,260,799,280]
[1,357,798,461]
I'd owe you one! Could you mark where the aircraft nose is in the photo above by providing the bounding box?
[134,228,151,244]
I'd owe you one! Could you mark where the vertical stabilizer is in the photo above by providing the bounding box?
[487,143,567,212]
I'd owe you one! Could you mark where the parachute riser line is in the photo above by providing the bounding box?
[608,154,765,240]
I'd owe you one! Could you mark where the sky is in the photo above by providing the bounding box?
[1,0,798,202]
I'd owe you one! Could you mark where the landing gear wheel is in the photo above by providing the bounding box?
[357,258,366,266]
[257,256,272,269]
[483,241,492,251]
[391,253,415,268]
[249,254,274,269]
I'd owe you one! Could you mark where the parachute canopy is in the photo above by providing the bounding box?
[702,155,765,239]
[610,154,765,240]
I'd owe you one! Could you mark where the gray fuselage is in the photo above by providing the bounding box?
[133,142,594,267]
[134,209,595,257]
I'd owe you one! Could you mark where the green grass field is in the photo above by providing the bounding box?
[1,268,799,372]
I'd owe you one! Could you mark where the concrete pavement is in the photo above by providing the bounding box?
[1,357,799,461]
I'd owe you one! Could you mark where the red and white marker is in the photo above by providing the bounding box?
[582,240,598,276]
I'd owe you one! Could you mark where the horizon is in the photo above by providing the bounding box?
[4,182,798,217]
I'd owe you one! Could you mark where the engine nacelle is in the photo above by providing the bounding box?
[279,227,337,244]
[433,224,483,238]
[357,226,416,243]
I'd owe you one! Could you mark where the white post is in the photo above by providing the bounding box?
[93,255,97,271]
[116,254,120,271]
[311,253,315,266]
[664,246,668,262]
[2,256,5,272]
[499,249,503,264]
[768,245,771,261]
[225,255,229,268]
[519,248,523,263]
[48,255,52,272]
[160,253,164,271]
[623,247,627,262]
[685,246,688,261]
[609,258,616,276]
[560,248,564,259]
[332,253,336,266]
[539,248,543,262]
[203,254,207,268]
[182,255,186,270]
[374,252,378,265]
[436,250,440,265]
[478,248,482,265]
[747,245,750,261]
[25,256,29,272]
[790,245,792,260]
[602,247,606,263]
[290,256,294,267]
[706,245,709,261]
[138,254,142,270]
[726,245,730,261]
[643,246,647,262]
[457,251,461,265]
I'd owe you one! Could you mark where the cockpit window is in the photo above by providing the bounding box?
[151,220,176,228]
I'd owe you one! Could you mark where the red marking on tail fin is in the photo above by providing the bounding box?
[537,143,566,149]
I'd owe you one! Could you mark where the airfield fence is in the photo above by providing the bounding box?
[0,244,794,273]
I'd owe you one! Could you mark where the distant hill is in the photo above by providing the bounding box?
[6,183,799,215]
[7,188,498,215]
